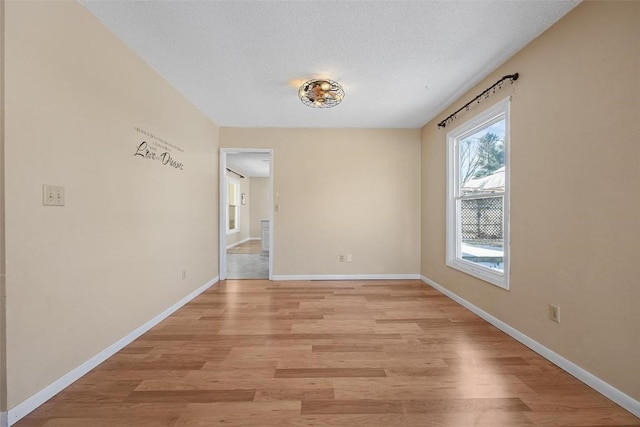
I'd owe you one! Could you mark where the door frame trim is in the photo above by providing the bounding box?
[219,148,273,280]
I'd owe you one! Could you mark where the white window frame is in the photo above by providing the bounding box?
[446,97,510,289]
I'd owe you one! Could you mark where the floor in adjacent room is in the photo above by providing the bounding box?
[226,239,268,279]
[14,280,640,426]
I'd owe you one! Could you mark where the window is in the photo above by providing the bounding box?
[447,98,510,289]
[227,178,240,234]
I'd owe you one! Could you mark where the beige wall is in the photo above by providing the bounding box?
[0,0,6,415]
[220,128,421,277]
[225,171,250,246]
[249,178,269,238]
[4,1,219,409]
[421,1,640,401]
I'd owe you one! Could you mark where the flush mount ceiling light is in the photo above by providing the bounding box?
[298,79,344,108]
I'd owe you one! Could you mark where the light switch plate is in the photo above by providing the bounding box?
[43,185,65,206]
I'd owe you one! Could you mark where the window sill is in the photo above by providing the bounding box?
[447,258,509,290]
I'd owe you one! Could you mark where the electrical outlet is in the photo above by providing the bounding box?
[182,270,187,280]
[346,254,352,263]
[549,304,560,323]
[43,184,65,206]
[339,254,345,263]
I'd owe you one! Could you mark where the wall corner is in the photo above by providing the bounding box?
[0,0,8,418]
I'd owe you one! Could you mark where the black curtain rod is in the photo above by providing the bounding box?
[226,168,245,179]
[438,73,519,129]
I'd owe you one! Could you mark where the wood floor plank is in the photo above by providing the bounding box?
[524,409,640,426]
[301,399,404,415]
[403,397,531,413]
[20,402,188,420]
[274,368,387,378]
[40,417,180,427]
[294,413,535,427]
[54,379,142,403]
[78,369,190,382]
[312,345,384,352]
[134,377,334,392]
[173,401,301,427]
[254,387,335,402]
[124,389,256,403]
[14,279,639,427]
[384,367,455,377]
[332,377,536,401]
[118,346,155,354]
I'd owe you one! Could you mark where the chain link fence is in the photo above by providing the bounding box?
[460,197,503,243]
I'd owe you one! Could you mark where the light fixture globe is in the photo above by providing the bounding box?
[298,79,344,108]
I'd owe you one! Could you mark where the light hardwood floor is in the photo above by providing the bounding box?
[227,240,261,255]
[15,280,640,426]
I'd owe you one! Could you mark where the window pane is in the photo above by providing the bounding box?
[228,182,237,205]
[228,181,239,232]
[460,196,504,272]
[459,119,505,195]
[229,205,237,230]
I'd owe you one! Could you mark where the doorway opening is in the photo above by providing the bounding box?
[219,149,273,280]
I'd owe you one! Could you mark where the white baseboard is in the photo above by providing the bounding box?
[7,277,219,426]
[272,274,421,281]
[1,411,7,427]
[420,275,640,418]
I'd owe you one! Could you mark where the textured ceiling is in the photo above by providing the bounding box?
[227,152,271,178]
[80,0,579,129]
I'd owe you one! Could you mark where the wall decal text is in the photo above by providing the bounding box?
[133,126,184,170]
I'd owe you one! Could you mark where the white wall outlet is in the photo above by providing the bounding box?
[346,254,352,263]
[43,184,65,206]
[549,304,560,323]
[339,254,345,263]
